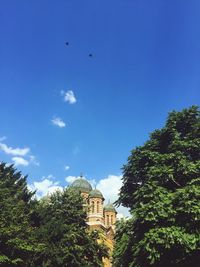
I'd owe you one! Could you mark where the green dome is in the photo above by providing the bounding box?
[104,203,116,213]
[70,178,92,193]
[89,189,104,199]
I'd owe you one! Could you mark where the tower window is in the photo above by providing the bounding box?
[107,215,109,226]
[111,215,113,225]
[97,201,100,213]
[91,201,95,213]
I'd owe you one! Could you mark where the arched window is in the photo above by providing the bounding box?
[111,215,113,225]
[97,201,100,213]
[107,215,109,226]
[91,201,95,213]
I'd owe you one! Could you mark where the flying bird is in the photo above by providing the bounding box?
[64,42,94,58]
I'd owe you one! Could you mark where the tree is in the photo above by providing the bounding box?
[35,188,108,267]
[0,163,43,267]
[0,162,107,266]
[113,106,200,267]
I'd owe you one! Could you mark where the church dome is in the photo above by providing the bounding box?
[89,189,104,199]
[70,178,92,193]
[104,203,116,213]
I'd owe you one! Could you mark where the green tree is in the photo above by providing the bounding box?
[0,163,43,267]
[35,188,108,267]
[0,163,108,266]
[114,106,200,267]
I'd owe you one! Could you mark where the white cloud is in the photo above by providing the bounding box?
[0,141,39,168]
[65,175,77,184]
[29,176,63,198]
[116,213,125,220]
[0,136,6,142]
[88,178,96,189]
[51,117,66,128]
[0,143,30,156]
[42,174,55,180]
[64,165,70,171]
[96,174,130,218]
[29,155,40,166]
[12,157,29,166]
[61,90,77,104]
[96,175,122,203]
[116,206,130,218]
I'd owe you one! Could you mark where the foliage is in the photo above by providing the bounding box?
[0,163,108,266]
[0,163,43,267]
[114,106,200,267]
[112,219,133,267]
[35,188,108,267]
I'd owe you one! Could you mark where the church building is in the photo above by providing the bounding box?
[70,177,117,266]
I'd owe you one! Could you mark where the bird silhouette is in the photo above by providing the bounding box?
[65,42,94,58]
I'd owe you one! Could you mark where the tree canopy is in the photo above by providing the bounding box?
[0,163,41,266]
[113,106,200,267]
[0,162,107,267]
[35,188,108,267]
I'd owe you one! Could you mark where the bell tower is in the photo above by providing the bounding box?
[104,202,117,229]
[87,189,105,228]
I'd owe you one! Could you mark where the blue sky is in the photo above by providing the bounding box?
[0,0,200,214]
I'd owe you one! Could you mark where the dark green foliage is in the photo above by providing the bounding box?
[112,219,133,267]
[114,106,200,267]
[0,163,107,266]
[0,163,42,267]
[35,189,108,267]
